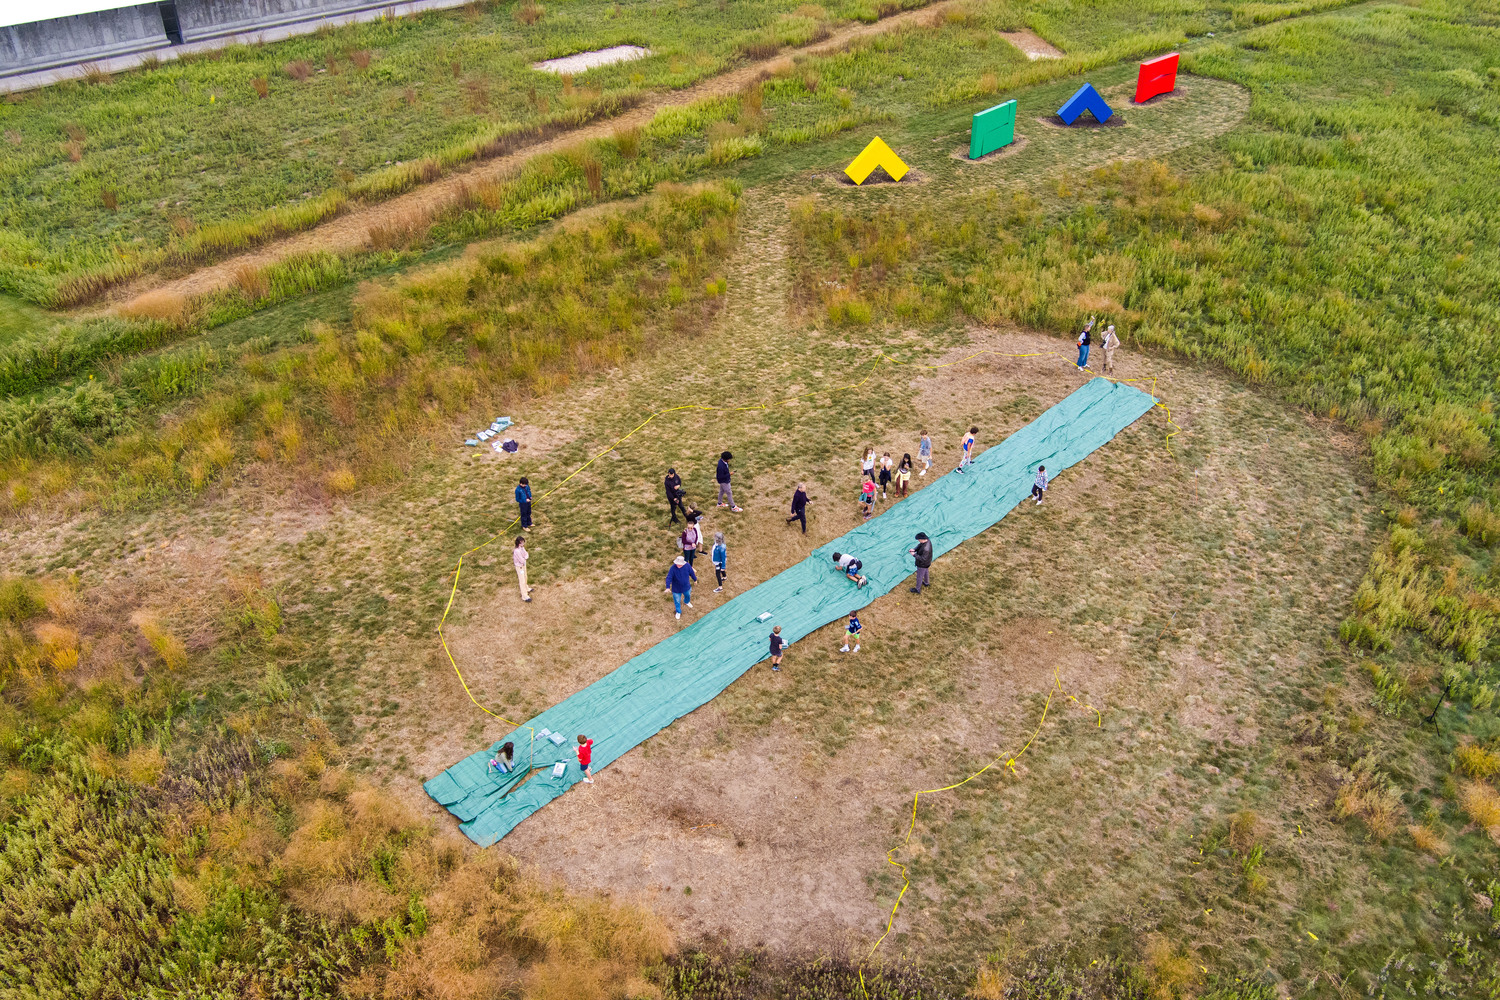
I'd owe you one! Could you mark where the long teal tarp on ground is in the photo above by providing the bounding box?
[426,377,1157,846]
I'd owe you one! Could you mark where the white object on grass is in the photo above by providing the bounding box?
[532,45,650,75]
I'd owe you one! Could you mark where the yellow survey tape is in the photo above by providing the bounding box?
[435,348,1172,756]
[858,671,1103,993]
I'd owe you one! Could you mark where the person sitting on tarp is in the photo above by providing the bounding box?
[831,551,868,588]
[489,741,516,774]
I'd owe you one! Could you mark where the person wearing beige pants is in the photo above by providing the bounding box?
[513,537,532,602]
[1102,325,1120,373]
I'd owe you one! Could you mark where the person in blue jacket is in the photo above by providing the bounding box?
[664,555,697,619]
[515,477,533,530]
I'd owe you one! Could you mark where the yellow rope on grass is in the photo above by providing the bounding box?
[857,670,1103,995]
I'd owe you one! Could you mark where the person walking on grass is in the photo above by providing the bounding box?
[918,431,933,476]
[1031,465,1048,505]
[515,477,533,531]
[768,625,784,671]
[878,452,893,500]
[841,611,862,653]
[832,551,868,588]
[1102,325,1120,373]
[665,467,687,524]
[862,446,877,484]
[908,531,933,594]
[576,734,594,784]
[896,454,913,497]
[513,537,532,602]
[1077,316,1094,369]
[711,531,728,593]
[716,451,743,512]
[679,515,702,566]
[664,555,697,619]
[860,478,876,520]
[786,483,810,533]
[957,426,977,474]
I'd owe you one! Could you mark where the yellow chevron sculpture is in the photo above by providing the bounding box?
[844,136,909,185]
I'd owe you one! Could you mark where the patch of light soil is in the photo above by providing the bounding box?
[532,45,651,74]
[998,30,1064,60]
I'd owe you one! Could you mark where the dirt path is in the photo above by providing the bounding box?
[115,1,964,311]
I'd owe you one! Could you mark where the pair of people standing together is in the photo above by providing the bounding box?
[1077,317,1121,372]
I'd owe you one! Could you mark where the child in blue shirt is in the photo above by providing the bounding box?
[841,611,862,653]
[711,531,727,592]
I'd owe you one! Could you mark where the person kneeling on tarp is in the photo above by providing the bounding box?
[831,551,868,588]
[489,741,515,774]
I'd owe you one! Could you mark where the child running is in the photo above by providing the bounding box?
[711,531,728,593]
[841,611,862,653]
[768,625,784,671]
[831,551,868,588]
[576,734,594,784]
[896,454,913,497]
[918,431,932,476]
[1031,465,1048,505]
[859,478,876,520]
[957,426,977,474]
[878,453,893,499]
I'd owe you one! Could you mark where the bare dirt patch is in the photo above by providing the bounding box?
[950,133,1029,163]
[998,30,1065,60]
[533,45,652,75]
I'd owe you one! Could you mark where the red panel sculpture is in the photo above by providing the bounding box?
[1135,52,1179,103]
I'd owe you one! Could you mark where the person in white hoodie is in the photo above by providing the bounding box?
[1102,325,1120,373]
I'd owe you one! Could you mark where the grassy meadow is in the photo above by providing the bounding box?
[3,0,1500,995]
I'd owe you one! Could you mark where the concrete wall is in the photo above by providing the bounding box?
[1,4,166,75]
[175,0,383,41]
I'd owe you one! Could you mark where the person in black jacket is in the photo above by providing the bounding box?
[716,451,743,512]
[785,483,809,533]
[908,531,933,594]
[665,468,687,523]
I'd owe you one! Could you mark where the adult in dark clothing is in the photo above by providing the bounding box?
[665,468,687,523]
[785,483,810,533]
[515,478,533,531]
[716,451,743,512]
[908,531,933,594]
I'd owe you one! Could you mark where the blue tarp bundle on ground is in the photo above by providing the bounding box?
[425,377,1157,846]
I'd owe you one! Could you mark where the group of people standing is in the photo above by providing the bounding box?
[1076,316,1121,372]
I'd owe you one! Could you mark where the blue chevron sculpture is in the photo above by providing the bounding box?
[1057,83,1113,125]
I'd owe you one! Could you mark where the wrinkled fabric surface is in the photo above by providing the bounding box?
[426,378,1157,846]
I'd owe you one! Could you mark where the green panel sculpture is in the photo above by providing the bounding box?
[969,99,1017,159]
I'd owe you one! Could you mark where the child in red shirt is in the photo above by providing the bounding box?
[576,734,594,784]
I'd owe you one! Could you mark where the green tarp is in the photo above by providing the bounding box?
[426,377,1157,846]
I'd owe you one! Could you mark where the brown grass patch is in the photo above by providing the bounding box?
[251,76,269,98]
[1459,780,1500,837]
[1455,743,1500,779]
[1408,824,1449,857]
[1335,769,1400,840]
[285,60,313,81]
[120,289,192,327]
